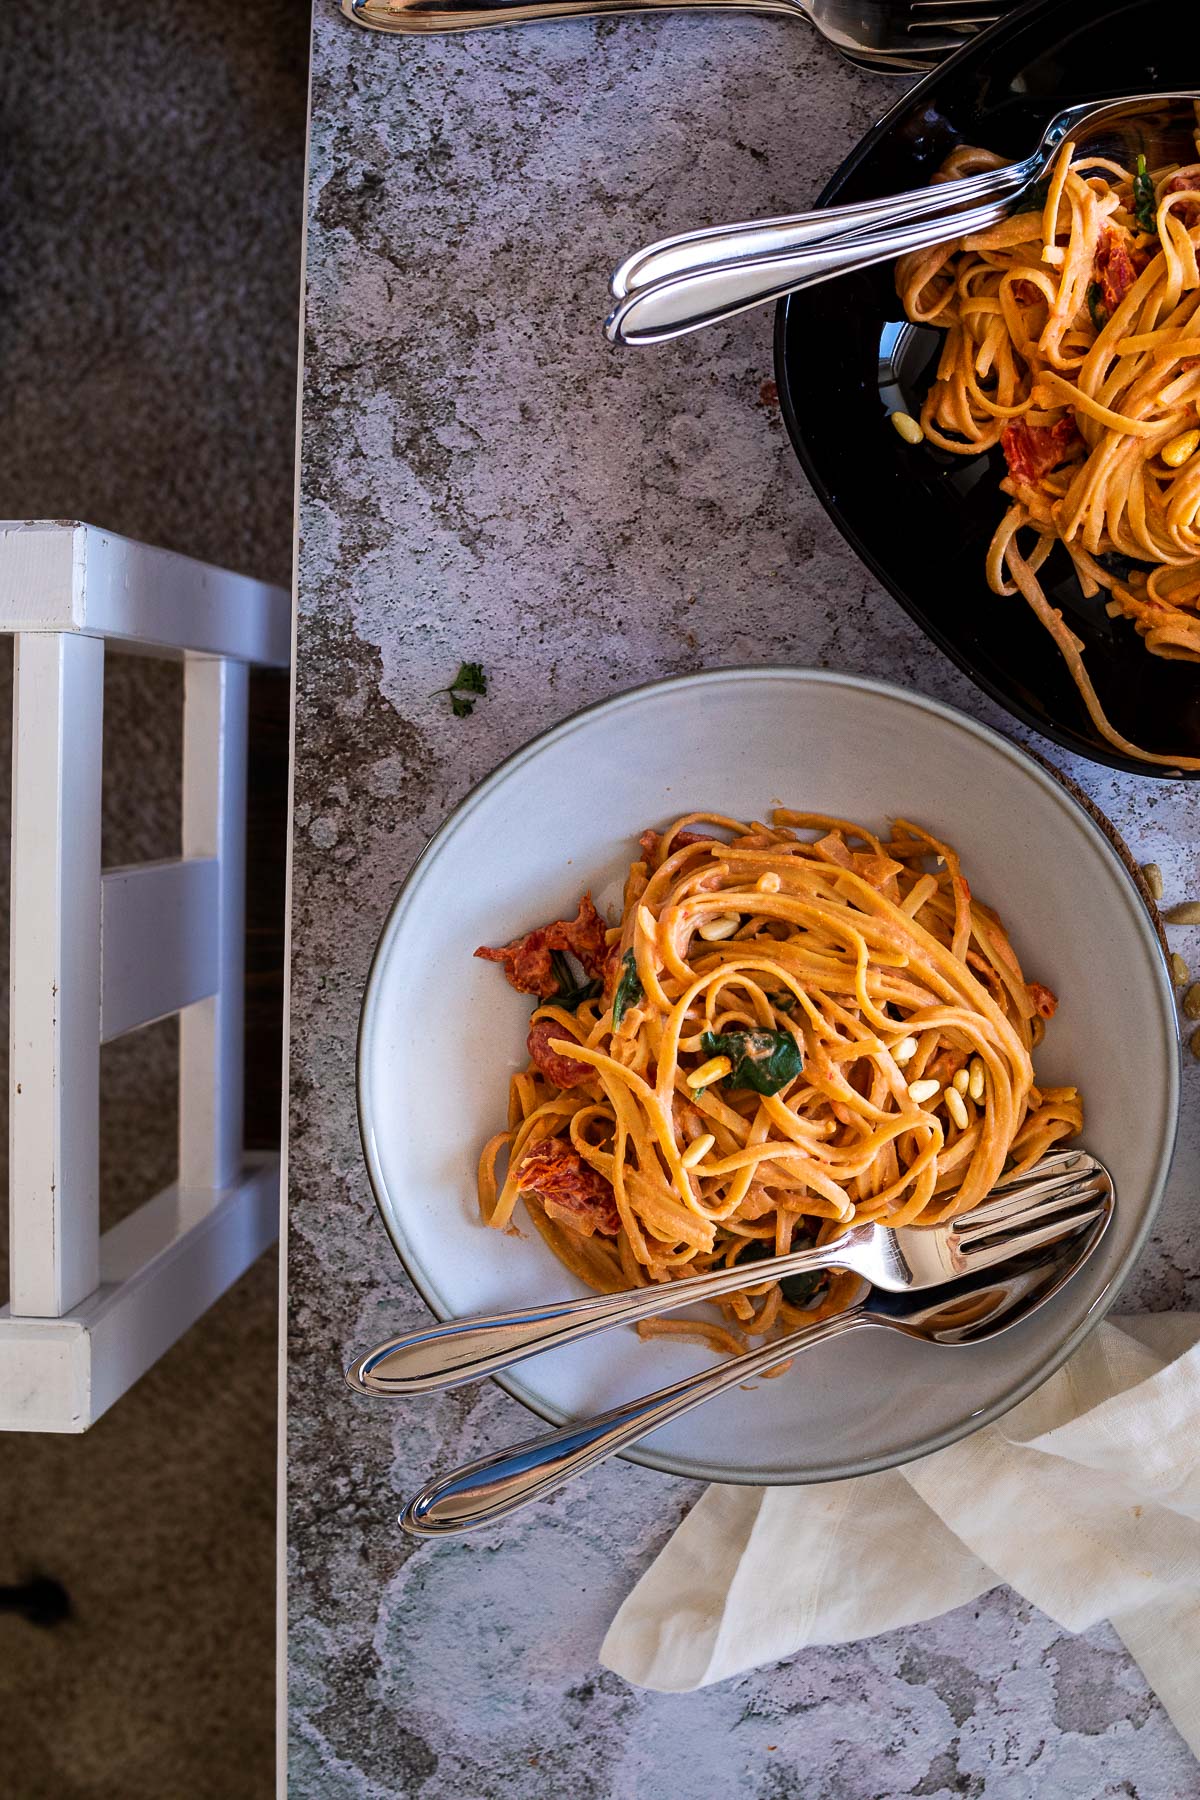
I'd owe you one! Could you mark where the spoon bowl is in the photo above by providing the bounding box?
[399,1196,1113,1536]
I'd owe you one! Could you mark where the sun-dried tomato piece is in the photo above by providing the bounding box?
[1094,227,1140,315]
[1163,170,1200,228]
[1027,982,1058,1019]
[515,1136,620,1237]
[1001,416,1080,486]
[925,1047,969,1088]
[526,1019,591,1089]
[476,893,610,997]
[638,828,714,863]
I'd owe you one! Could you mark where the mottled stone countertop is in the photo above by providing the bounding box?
[289,6,1200,1794]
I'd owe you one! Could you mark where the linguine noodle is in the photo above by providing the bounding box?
[476,813,1082,1348]
[897,129,1200,770]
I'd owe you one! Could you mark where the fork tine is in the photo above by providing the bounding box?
[908,17,997,33]
[957,1198,1108,1272]
[953,1177,1108,1248]
[896,32,987,48]
[989,1147,1086,1187]
[953,1155,1103,1236]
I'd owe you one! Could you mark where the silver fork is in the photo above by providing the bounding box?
[341,0,1000,62]
[398,1201,1111,1535]
[347,1148,1110,1396]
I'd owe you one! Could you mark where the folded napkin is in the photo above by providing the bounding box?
[600,1315,1200,1755]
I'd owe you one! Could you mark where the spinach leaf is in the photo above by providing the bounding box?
[699,1028,804,1096]
[548,950,601,1011]
[738,1239,828,1307]
[766,990,797,1013]
[1134,154,1157,234]
[1087,282,1108,333]
[1097,550,1153,582]
[611,950,643,1029]
[1013,174,1050,216]
[779,1268,828,1307]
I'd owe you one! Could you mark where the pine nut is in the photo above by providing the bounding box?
[698,913,741,941]
[908,1078,941,1105]
[892,1036,919,1067]
[952,1068,970,1094]
[890,411,924,445]
[1184,983,1200,1021]
[1171,953,1190,985]
[690,1056,731,1091]
[756,872,781,893]
[1165,902,1200,925]
[681,1132,715,1168]
[968,1057,986,1102]
[1142,862,1164,900]
[945,1087,969,1130]
[1162,428,1200,468]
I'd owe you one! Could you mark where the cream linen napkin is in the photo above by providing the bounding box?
[600,1315,1200,1753]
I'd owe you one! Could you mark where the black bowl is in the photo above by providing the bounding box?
[776,0,1200,778]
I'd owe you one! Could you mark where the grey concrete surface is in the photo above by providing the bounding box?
[290,8,1200,1797]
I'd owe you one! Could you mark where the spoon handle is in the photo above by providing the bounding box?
[346,1233,860,1395]
[605,188,1018,343]
[343,0,812,33]
[400,1308,869,1536]
[611,162,1030,298]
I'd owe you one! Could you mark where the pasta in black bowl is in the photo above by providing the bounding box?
[776,0,1200,778]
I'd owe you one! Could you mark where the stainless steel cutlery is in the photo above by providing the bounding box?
[348,1148,1109,1396]
[344,1149,1115,1535]
[342,0,1003,69]
[399,1192,1112,1535]
[605,92,1200,343]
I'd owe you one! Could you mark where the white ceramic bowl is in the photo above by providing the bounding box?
[358,670,1180,1484]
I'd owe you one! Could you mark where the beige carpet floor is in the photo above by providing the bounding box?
[0,2,307,1793]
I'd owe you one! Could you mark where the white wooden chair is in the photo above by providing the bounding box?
[0,520,290,1431]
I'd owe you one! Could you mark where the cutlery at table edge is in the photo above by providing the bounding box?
[603,92,1200,343]
[345,1148,1110,1397]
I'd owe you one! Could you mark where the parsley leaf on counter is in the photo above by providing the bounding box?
[435,661,489,718]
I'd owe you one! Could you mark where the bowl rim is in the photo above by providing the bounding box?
[356,666,1181,1484]
[773,12,1200,781]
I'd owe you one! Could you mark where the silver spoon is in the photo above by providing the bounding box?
[605,92,1200,344]
[348,1148,1108,1396]
[342,0,999,64]
[398,1193,1113,1536]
